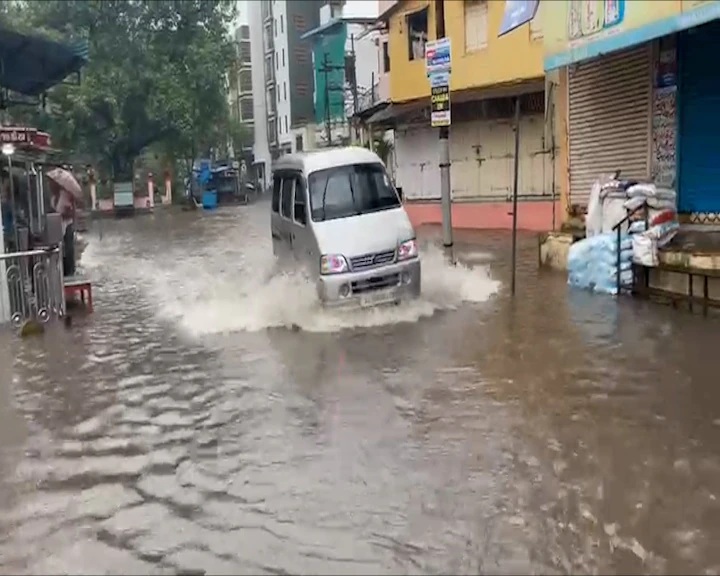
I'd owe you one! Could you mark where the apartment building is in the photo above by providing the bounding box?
[369,0,553,231]
[249,0,321,188]
[228,24,254,153]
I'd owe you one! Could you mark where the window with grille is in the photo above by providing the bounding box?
[240,98,254,122]
[407,9,427,61]
[239,70,252,93]
[464,0,488,53]
[293,14,306,31]
[295,47,308,64]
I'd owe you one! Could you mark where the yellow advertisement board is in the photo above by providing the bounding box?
[544,0,720,70]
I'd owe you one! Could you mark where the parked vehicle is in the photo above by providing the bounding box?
[270,147,421,308]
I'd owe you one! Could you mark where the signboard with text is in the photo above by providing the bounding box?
[0,127,51,149]
[425,37,451,76]
[426,37,452,127]
[430,72,451,127]
[498,0,539,37]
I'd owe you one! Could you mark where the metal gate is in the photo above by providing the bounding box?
[0,247,65,329]
[568,44,653,207]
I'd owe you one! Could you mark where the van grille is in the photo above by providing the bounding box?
[350,249,396,271]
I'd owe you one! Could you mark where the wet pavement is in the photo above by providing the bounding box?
[1,201,719,575]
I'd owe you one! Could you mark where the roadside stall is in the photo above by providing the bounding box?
[0,24,89,331]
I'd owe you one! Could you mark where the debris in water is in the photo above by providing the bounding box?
[630,538,649,563]
[20,319,44,337]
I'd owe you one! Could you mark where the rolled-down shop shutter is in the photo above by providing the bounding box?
[568,44,652,207]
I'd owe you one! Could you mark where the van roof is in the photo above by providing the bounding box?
[273,146,382,175]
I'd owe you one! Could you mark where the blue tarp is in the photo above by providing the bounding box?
[0,25,89,96]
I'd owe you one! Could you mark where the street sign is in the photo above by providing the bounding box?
[498,0,539,37]
[430,71,451,127]
[425,37,451,75]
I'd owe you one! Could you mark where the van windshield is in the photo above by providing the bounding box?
[308,163,400,222]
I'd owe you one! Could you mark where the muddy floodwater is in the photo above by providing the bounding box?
[1,202,719,575]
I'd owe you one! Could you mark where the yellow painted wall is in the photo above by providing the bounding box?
[544,0,719,60]
[388,0,544,104]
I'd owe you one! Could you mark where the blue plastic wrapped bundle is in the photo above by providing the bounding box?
[567,232,633,295]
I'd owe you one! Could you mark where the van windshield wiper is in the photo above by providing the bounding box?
[320,175,331,222]
[347,172,362,216]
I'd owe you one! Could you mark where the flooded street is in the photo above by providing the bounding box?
[1,202,719,575]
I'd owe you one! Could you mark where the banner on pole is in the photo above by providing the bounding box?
[430,72,451,127]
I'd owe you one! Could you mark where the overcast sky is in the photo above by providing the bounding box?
[232,0,378,27]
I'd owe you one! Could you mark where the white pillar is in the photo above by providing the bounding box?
[147,172,155,209]
[89,179,97,211]
[164,173,172,205]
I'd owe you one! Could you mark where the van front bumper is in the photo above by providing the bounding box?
[317,258,421,308]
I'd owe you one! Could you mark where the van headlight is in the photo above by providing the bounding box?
[397,238,418,261]
[320,254,349,275]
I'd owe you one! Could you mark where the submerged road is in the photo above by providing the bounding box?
[0,202,719,575]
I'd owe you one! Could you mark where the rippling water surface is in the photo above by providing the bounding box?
[1,202,719,575]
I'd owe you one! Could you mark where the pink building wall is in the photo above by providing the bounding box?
[404,200,563,232]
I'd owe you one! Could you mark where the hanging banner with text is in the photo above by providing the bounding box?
[430,72,451,127]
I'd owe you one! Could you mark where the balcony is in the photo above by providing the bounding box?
[238,41,252,68]
[266,88,277,118]
[239,70,252,95]
[261,1,272,23]
[263,22,274,54]
[264,54,274,85]
[356,81,384,114]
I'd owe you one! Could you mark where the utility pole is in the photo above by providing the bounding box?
[323,52,332,146]
[319,52,347,148]
[349,34,360,144]
[434,0,454,257]
[510,96,521,295]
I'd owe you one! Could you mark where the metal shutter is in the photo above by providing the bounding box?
[568,45,652,207]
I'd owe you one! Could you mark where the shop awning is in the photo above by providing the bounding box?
[0,25,89,96]
[367,78,545,126]
[300,17,377,42]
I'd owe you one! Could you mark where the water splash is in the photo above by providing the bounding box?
[80,214,500,335]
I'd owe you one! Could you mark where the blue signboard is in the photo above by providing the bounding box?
[498,0,539,37]
[425,37,451,76]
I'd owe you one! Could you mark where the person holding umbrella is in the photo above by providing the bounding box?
[47,167,82,276]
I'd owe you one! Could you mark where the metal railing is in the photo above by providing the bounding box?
[612,200,649,296]
[0,247,65,329]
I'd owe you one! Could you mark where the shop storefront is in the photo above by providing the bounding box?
[567,44,653,207]
[391,93,557,231]
[677,19,720,219]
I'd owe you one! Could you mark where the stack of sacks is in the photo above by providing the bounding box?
[568,232,633,296]
[630,207,679,267]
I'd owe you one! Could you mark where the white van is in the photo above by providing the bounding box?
[270,147,421,308]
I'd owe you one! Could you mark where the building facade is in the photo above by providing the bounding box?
[249,0,321,188]
[302,1,380,147]
[544,0,720,224]
[228,25,254,154]
[374,0,556,231]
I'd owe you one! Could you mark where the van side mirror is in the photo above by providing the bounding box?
[396,187,404,202]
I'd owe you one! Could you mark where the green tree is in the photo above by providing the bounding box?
[9,0,238,180]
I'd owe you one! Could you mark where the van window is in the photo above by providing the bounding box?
[308,163,400,222]
[280,176,294,219]
[293,177,307,225]
[271,177,281,213]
